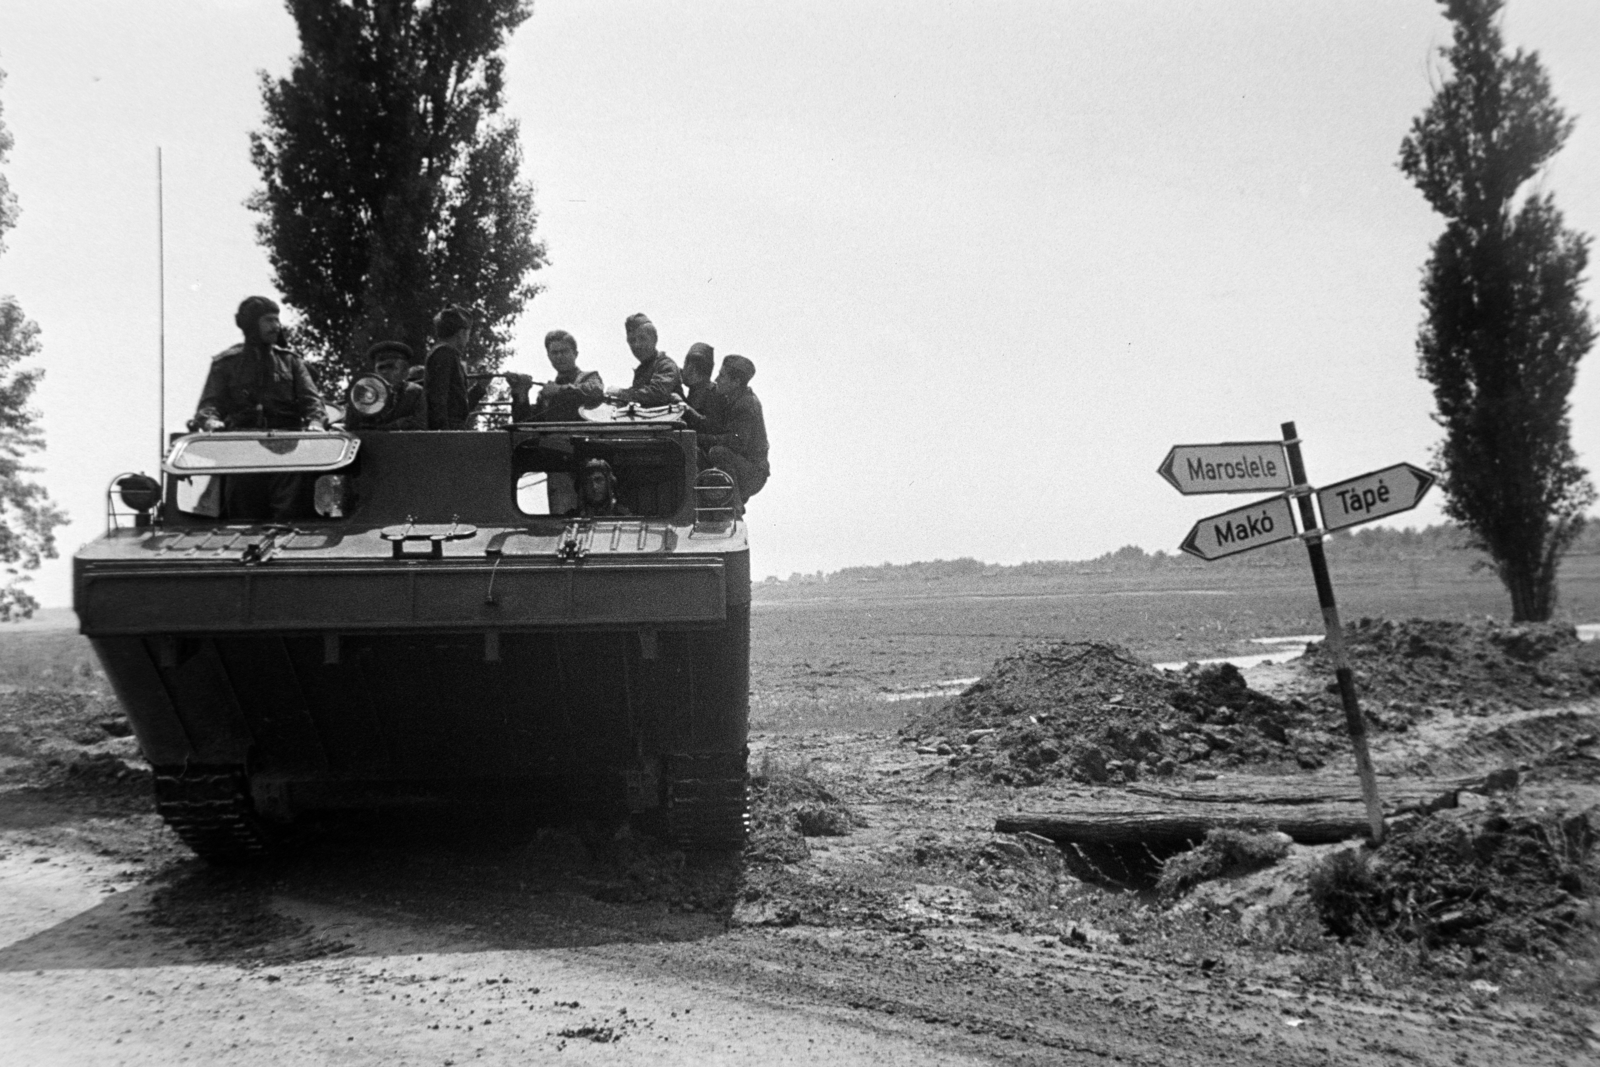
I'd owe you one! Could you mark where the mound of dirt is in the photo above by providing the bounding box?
[0,687,129,774]
[1310,801,1599,963]
[745,759,864,865]
[1300,618,1600,726]
[904,642,1341,786]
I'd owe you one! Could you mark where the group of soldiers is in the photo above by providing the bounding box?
[190,296,771,520]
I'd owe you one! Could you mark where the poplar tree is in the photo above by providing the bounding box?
[1398,0,1595,622]
[248,0,546,388]
[0,67,67,620]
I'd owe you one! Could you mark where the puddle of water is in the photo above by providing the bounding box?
[880,678,981,703]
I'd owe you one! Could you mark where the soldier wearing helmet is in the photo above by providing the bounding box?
[190,295,326,521]
[565,458,631,518]
[192,296,324,433]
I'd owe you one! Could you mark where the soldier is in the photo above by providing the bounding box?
[700,354,769,506]
[566,458,631,518]
[608,313,682,407]
[680,342,723,434]
[346,341,426,431]
[506,329,605,422]
[191,295,325,522]
[425,304,476,430]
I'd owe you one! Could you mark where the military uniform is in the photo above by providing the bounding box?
[425,340,471,430]
[193,331,325,523]
[194,342,324,431]
[702,386,769,503]
[515,367,605,422]
[613,351,683,408]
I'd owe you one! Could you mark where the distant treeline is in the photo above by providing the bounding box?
[776,522,1600,585]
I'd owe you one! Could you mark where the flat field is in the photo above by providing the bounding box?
[748,552,1600,730]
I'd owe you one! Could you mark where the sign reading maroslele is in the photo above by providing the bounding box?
[1159,422,1437,847]
[1157,441,1290,496]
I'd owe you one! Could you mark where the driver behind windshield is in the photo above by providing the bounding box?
[565,458,631,518]
[189,295,326,522]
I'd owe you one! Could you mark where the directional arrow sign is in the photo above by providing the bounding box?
[1158,441,1291,495]
[1316,463,1436,532]
[1180,495,1298,561]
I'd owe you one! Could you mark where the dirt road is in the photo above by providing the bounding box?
[4,754,1594,1067]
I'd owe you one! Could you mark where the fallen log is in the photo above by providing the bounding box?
[996,803,1372,846]
[1124,777,1470,812]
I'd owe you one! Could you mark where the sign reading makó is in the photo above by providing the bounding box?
[1179,495,1298,561]
[1157,442,1291,496]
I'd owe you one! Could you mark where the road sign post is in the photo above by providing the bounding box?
[1161,424,1436,844]
[1279,421,1385,844]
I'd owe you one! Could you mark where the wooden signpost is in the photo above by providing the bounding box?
[1158,422,1436,843]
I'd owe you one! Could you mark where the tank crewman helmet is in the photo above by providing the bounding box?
[579,457,618,500]
[235,295,280,340]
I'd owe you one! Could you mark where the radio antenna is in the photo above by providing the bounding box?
[157,146,166,468]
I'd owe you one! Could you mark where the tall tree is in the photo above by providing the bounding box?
[1398,0,1595,622]
[0,67,67,621]
[248,0,546,389]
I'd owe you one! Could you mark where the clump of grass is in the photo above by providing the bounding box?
[1156,828,1291,898]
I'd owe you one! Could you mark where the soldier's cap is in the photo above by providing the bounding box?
[433,305,475,337]
[365,340,415,366]
[624,313,654,335]
[721,354,756,384]
[684,342,714,372]
[235,295,280,331]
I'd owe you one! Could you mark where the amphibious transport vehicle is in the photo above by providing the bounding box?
[74,403,750,862]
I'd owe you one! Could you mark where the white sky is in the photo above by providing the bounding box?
[1,0,1597,606]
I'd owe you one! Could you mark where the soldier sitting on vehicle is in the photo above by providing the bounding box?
[699,354,769,507]
[565,458,632,518]
[505,329,605,422]
[190,295,326,522]
[680,342,724,434]
[346,341,426,431]
[607,313,683,407]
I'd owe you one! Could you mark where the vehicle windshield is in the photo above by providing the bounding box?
[165,432,361,474]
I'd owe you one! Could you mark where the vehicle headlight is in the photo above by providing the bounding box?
[348,375,391,417]
[116,473,162,513]
[313,474,349,518]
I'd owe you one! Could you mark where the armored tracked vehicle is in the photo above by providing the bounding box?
[75,409,750,861]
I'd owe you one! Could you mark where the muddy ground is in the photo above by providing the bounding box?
[4,619,1600,1065]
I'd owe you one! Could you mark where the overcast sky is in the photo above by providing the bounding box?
[1,0,1598,607]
